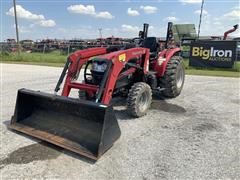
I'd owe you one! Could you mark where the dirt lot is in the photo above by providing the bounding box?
[0,63,239,179]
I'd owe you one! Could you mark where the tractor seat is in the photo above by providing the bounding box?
[142,37,158,58]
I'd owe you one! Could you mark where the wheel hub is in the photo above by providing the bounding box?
[176,65,184,89]
[138,91,149,112]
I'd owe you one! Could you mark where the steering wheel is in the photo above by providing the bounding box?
[84,60,93,84]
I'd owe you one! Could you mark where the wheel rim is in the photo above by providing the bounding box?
[176,64,184,89]
[138,91,149,112]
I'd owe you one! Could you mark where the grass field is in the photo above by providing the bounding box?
[1,51,240,77]
[1,51,67,64]
[182,59,240,78]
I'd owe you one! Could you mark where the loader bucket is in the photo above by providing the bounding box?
[9,89,121,160]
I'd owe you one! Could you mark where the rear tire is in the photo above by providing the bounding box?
[127,82,152,117]
[159,56,185,98]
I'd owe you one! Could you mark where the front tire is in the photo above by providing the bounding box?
[127,82,152,117]
[159,56,185,98]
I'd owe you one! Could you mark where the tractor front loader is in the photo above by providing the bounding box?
[10,24,185,160]
[9,47,150,160]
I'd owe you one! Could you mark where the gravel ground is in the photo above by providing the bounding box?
[0,63,239,180]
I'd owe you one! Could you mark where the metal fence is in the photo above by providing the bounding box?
[1,42,131,55]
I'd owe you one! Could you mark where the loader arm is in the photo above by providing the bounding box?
[59,47,150,105]
[68,47,108,79]
[58,47,108,96]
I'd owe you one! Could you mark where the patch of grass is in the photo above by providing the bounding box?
[1,61,65,67]
[1,51,240,77]
[183,59,240,78]
[186,69,240,78]
[1,51,67,64]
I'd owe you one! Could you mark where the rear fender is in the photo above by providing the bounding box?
[154,48,181,77]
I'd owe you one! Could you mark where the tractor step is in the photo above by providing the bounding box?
[152,87,165,93]
[157,87,165,91]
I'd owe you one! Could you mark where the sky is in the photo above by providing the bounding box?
[1,0,240,40]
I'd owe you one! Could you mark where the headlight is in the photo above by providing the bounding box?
[92,62,107,72]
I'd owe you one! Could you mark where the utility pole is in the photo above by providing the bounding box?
[98,28,102,39]
[197,0,204,39]
[13,0,20,53]
[98,28,103,46]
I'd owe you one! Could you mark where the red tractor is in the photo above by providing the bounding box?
[10,23,185,160]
